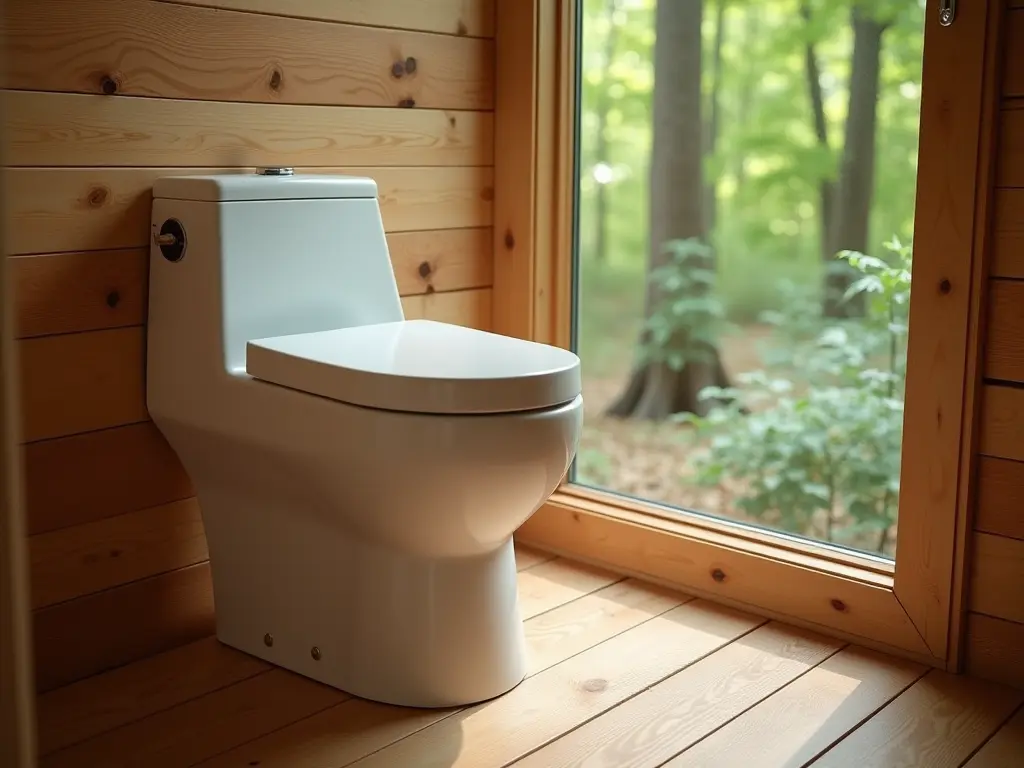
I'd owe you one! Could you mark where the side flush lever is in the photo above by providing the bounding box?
[939,0,955,26]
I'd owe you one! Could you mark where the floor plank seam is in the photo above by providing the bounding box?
[497,615,772,768]
[957,699,1024,767]
[44,666,278,762]
[650,642,853,768]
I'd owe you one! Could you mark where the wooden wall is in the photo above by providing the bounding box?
[4,0,496,692]
[967,1,1024,689]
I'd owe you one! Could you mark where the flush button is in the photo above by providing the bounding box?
[256,167,295,176]
[156,218,187,262]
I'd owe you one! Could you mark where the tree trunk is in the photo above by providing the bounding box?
[823,6,887,318]
[593,0,620,265]
[606,0,730,421]
[703,0,726,235]
[802,0,836,265]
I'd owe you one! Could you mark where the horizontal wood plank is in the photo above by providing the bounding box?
[966,612,1024,691]
[668,647,926,767]
[979,385,1024,462]
[18,327,147,443]
[7,91,492,168]
[11,249,147,338]
[1004,10,1024,98]
[33,562,215,692]
[991,190,1024,278]
[158,0,496,37]
[975,457,1024,540]
[8,0,493,110]
[9,228,491,337]
[969,532,1024,624]
[23,422,192,536]
[964,707,1024,767]
[36,636,267,756]
[30,498,207,609]
[8,166,493,254]
[984,280,1024,381]
[810,670,1023,768]
[514,623,842,768]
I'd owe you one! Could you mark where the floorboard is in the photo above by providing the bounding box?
[34,547,1024,768]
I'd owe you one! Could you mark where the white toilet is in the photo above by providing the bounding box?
[145,170,583,708]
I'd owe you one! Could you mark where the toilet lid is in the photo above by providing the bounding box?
[245,320,582,415]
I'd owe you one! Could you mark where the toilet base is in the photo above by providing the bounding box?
[204,497,528,708]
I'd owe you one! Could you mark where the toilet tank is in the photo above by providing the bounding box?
[148,172,405,379]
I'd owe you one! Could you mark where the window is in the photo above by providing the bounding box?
[496,0,998,670]
[572,0,924,560]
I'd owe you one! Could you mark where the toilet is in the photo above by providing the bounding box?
[145,170,583,708]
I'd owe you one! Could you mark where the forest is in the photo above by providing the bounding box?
[572,0,926,557]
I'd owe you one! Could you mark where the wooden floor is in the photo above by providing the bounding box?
[34,546,1024,768]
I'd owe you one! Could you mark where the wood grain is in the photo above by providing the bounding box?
[975,457,1024,540]
[979,385,1024,462]
[29,498,207,609]
[32,562,215,692]
[10,250,147,338]
[18,327,147,443]
[511,543,555,571]
[809,670,1023,767]
[7,166,493,255]
[519,501,933,657]
[969,533,1024,624]
[388,227,493,296]
[40,670,348,768]
[8,0,493,110]
[7,91,492,168]
[160,0,496,37]
[351,601,765,768]
[514,623,842,768]
[964,706,1024,767]
[22,421,192,536]
[966,613,1024,691]
[667,646,926,767]
[515,558,621,618]
[35,636,268,755]
[990,190,1024,278]
[984,280,1024,382]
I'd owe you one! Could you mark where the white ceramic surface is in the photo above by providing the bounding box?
[145,173,583,707]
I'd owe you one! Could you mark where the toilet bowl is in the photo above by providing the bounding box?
[145,172,583,708]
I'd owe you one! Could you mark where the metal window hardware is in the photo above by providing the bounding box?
[939,0,955,26]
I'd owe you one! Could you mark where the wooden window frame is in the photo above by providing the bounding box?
[498,0,1004,671]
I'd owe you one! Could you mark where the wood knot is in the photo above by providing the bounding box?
[425,284,435,294]
[504,230,515,249]
[830,598,848,613]
[939,278,952,295]
[106,290,120,308]
[418,261,432,278]
[448,116,457,127]
[404,56,418,74]
[87,187,110,207]
[581,678,607,693]
[99,74,119,95]
[456,20,468,35]
[269,69,283,91]
[711,568,727,583]
[391,61,405,78]
[398,97,416,108]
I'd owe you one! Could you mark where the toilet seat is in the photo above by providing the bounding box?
[245,319,582,415]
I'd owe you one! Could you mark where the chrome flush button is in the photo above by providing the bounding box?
[256,167,295,176]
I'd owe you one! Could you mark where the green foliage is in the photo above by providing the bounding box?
[680,239,911,552]
[640,239,729,371]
